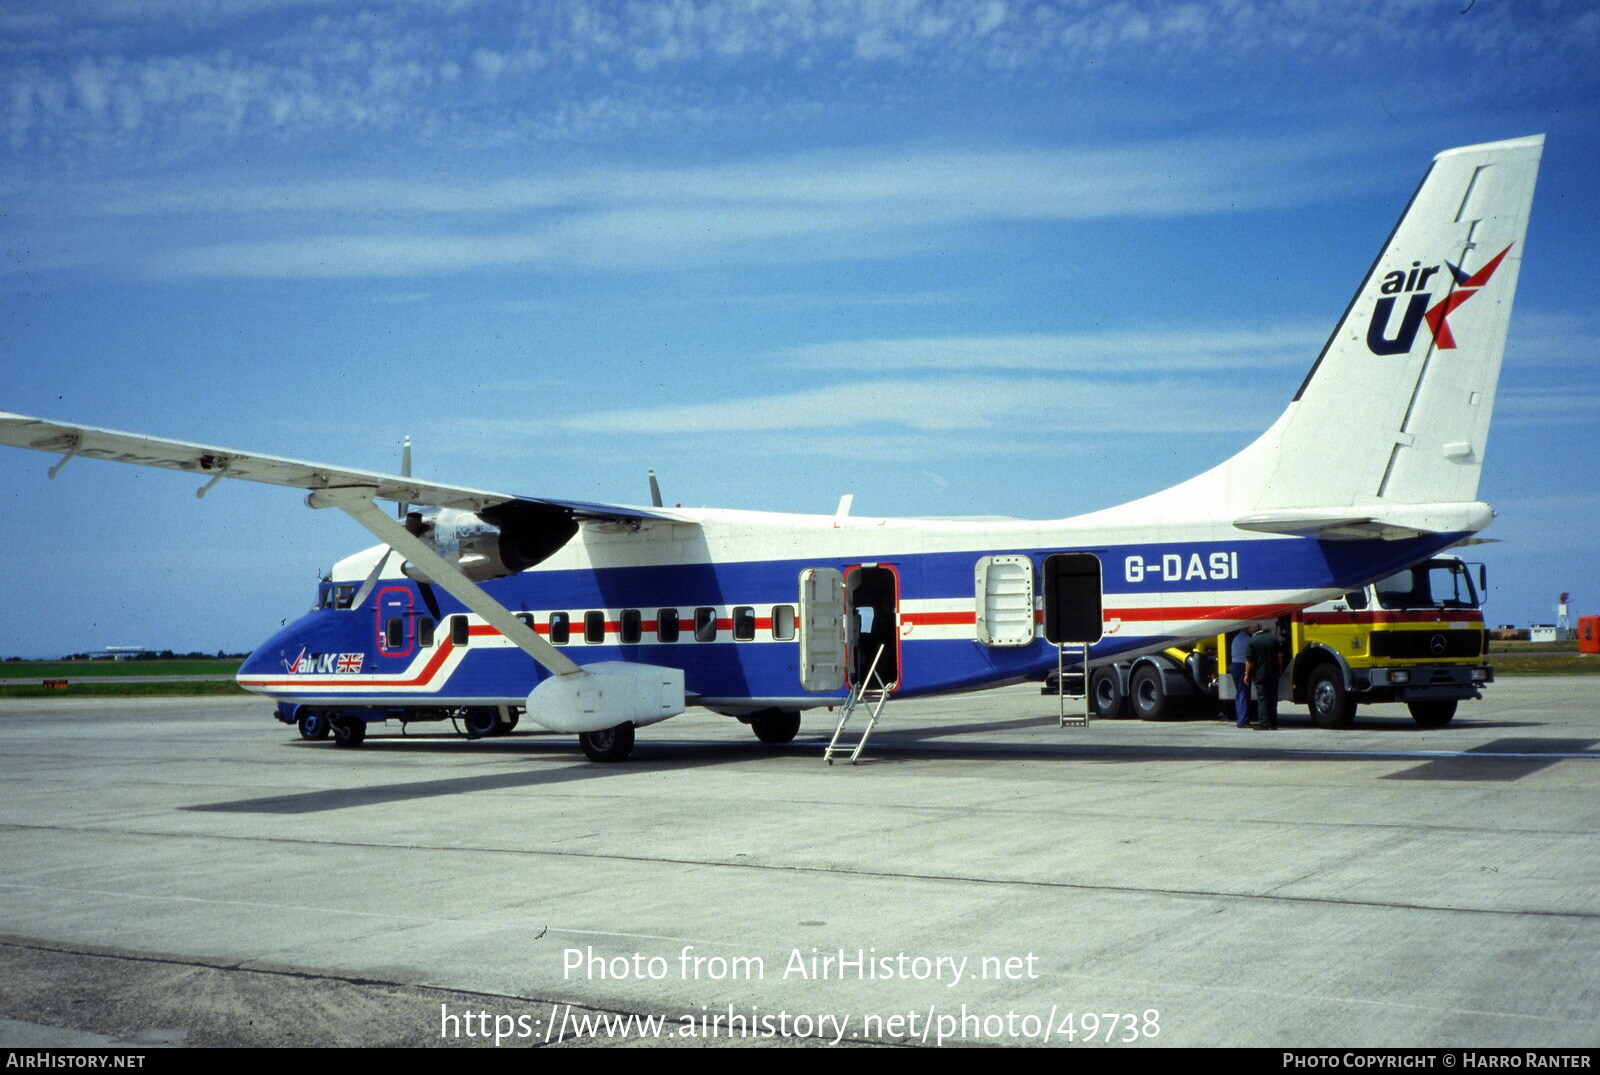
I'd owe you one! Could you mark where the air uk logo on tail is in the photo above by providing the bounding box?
[1365,242,1514,355]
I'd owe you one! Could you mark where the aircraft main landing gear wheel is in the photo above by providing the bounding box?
[750,709,802,745]
[1307,664,1356,728]
[579,722,635,762]
[330,716,367,749]
[462,708,500,738]
[297,710,331,740]
[1408,699,1457,727]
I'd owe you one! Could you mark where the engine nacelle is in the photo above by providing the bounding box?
[401,507,509,583]
[398,502,578,584]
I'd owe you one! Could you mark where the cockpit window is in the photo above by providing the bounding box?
[318,584,357,610]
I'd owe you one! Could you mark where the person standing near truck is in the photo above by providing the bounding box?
[1229,626,1257,728]
[1244,624,1287,730]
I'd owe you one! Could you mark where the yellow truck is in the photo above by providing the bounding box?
[1088,557,1492,727]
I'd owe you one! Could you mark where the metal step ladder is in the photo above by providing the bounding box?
[824,644,891,765]
[1055,642,1091,727]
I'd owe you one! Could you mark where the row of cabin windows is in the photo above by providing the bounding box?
[384,606,798,651]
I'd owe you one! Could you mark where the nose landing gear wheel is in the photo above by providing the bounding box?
[297,710,331,740]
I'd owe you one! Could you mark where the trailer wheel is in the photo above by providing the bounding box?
[1408,700,1457,727]
[496,711,520,734]
[1129,665,1174,721]
[750,709,802,744]
[579,722,635,762]
[297,709,331,740]
[331,716,367,749]
[1307,664,1356,728]
[1089,668,1127,719]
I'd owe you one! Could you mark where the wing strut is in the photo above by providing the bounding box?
[306,486,583,679]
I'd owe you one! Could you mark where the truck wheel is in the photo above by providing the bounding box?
[1129,665,1173,721]
[750,709,802,744]
[579,722,635,762]
[1408,700,1457,727]
[297,709,331,740]
[1090,668,1127,719]
[1307,664,1355,728]
[330,716,367,749]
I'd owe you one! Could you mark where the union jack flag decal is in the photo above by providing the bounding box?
[337,653,363,673]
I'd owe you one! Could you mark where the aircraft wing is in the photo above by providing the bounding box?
[0,410,685,523]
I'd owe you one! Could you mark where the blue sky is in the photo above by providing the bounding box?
[1,0,1596,656]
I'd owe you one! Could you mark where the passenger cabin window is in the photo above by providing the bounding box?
[385,617,405,650]
[772,604,796,640]
[733,606,756,641]
[418,618,436,647]
[585,611,606,644]
[621,609,642,644]
[451,615,470,646]
[657,609,680,643]
[694,607,718,642]
[549,612,570,645]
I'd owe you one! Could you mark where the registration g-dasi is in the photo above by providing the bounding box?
[1124,550,1240,585]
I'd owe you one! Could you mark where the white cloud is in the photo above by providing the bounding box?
[779,325,1326,372]
[109,134,1373,278]
[1505,311,1600,369]
[554,375,1257,436]
[1498,389,1600,427]
[6,1,1594,158]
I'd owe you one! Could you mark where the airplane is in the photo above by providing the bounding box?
[0,134,1542,762]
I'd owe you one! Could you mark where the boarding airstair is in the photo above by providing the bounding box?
[824,644,891,765]
[1055,642,1091,727]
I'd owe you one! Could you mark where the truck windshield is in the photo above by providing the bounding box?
[1372,560,1480,611]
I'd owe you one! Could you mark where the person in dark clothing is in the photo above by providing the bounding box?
[1244,625,1286,730]
[1228,625,1257,728]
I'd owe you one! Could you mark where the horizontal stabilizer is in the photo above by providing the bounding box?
[1234,501,1494,541]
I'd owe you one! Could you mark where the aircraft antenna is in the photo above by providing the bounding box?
[398,435,412,518]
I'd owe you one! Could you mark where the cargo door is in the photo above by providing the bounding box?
[798,567,846,691]
[975,555,1036,647]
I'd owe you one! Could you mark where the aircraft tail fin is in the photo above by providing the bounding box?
[1098,135,1542,526]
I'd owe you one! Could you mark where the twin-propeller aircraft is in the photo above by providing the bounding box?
[0,136,1542,761]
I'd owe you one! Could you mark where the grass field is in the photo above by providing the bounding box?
[0,658,249,698]
[1486,638,1598,675]
[0,680,250,698]
[0,658,242,679]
